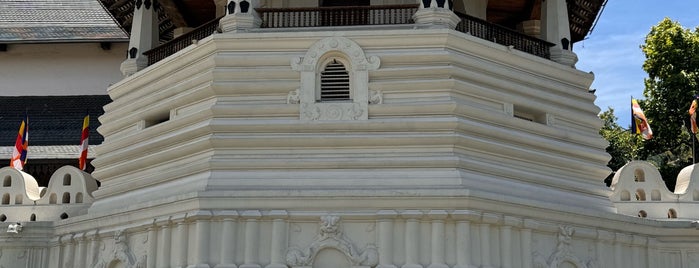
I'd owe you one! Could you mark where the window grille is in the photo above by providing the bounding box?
[320,59,350,101]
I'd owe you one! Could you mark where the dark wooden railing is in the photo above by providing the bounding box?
[455,12,554,59]
[143,6,554,66]
[144,16,223,66]
[256,4,418,28]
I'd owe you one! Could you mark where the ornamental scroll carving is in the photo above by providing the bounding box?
[533,226,599,268]
[286,215,378,267]
[291,37,380,121]
[94,230,141,268]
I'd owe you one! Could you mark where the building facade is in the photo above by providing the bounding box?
[3,1,699,268]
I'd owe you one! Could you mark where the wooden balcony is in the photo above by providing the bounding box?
[455,12,554,59]
[144,16,222,66]
[144,5,553,66]
[256,4,418,28]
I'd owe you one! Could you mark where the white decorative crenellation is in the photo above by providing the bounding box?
[286,215,378,268]
[291,36,380,121]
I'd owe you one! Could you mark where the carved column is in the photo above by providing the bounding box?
[614,233,631,268]
[86,230,100,268]
[219,0,262,33]
[266,210,288,268]
[401,210,423,268]
[452,210,479,268]
[75,233,87,268]
[147,224,158,268]
[413,0,460,29]
[541,0,577,67]
[215,211,239,268]
[49,236,63,268]
[120,0,159,76]
[427,210,448,268]
[501,216,520,268]
[174,220,190,268]
[377,210,398,268]
[521,219,538,268]
[632,235,646,268]
[62,234,75,268]
[188,211,213,268]
[240,210,262,268]
[157,220,172,268]
[480,213,500,268]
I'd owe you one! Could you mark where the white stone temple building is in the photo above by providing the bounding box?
[3,0,699,268]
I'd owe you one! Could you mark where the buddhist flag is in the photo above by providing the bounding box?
[631,99,653,140]
[10,115,28,170]
[690,96,699,134]
[78,113,89,170]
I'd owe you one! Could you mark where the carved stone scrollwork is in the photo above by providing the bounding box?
[94,230,138,268]
[292,37,380,121]
[368,90,383,105]
[533,226,598,268]
[287,89,300,104]
[286,215,379,267]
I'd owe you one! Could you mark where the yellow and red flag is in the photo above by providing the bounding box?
[10,115,28,170]
[78,113,89,170]
[631,99,653,140]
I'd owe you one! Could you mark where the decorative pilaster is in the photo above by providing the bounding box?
[50,236,63,268]
[174,220,190,268]
[501,216,520,268]
[147,224,158,268]
[75,233,87,268]
[631,235,646,268]
[377,210,398,268]
[413,0,460,29]
[614,233,631,268]
[188,211,213,268]
[157,220,172,268]
[219,0,262,33]
[87,230,100,268]
[479,213,500,268]
[401,210,423,268]
[427,210,448,268]
[215,211,239,268]
[62,234,75,268]
[541,0,578,67]
[241,210,262,268]
[521,219,538,268]
[266,210,289,268]
[452,210,479,268]
[120,0,158,76]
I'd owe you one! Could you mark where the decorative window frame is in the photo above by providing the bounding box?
[291,37,380,120]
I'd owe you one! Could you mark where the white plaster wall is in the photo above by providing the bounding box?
[0,42,127,96]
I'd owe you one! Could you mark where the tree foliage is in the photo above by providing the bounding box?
[601,18,699,190]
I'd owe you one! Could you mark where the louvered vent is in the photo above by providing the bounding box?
[320,60,350,101]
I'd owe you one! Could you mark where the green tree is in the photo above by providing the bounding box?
[599,107,639,171]
[639,18,699,190]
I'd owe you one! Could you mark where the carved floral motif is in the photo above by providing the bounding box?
[286,215,378,267]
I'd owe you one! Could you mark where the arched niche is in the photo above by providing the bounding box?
[634,168,645,182]
[620,190,630,201]
[291,36,380,121]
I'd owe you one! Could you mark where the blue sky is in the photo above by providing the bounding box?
[575,0,699,127]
